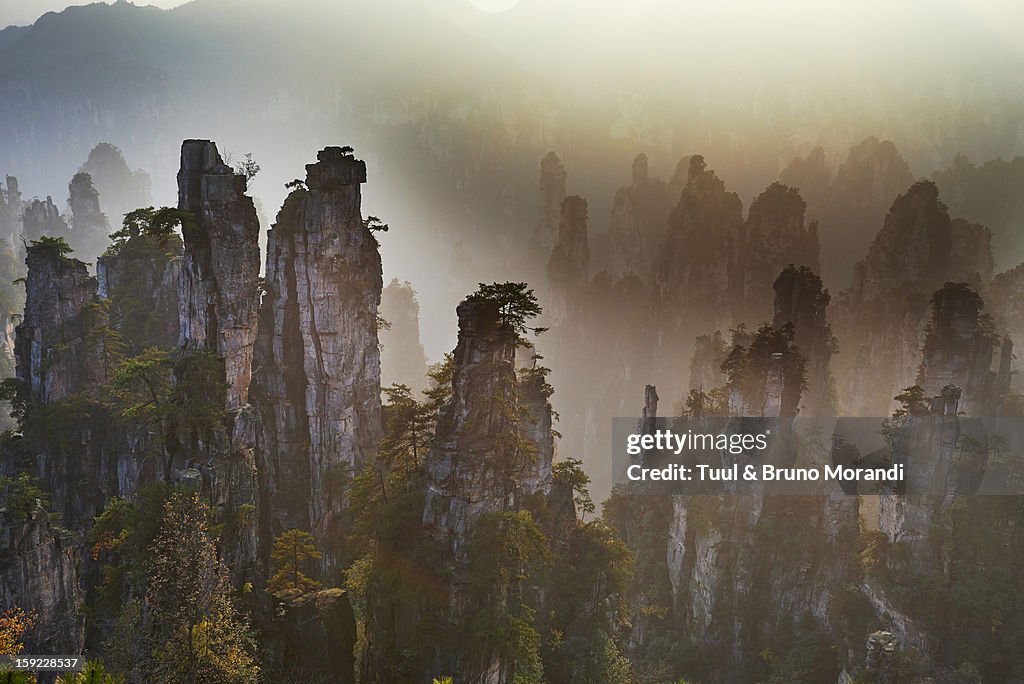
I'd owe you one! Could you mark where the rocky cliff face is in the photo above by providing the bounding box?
[0,500,84,657]
[253,147,383,562]
[22,196,70,245]
[96,235,182,353]
[773,265,836,415]
[12,244,112,533]
[546,195,590,326]
[825,137,914,284]
[79,142,152,228]
[67,172,111,263]
[655,155,741,333]
[833,181,994,415]
[734,183,820,324]
[175,139,264,582]
[418,298,558,682]
[988,263,1024,392]
[177,139,262,410]
[15,245,104,404]
[0,175,22,250]
[422,299,526,551]
[779,145,831,223]
[608,153,670,281]
[379,278,428,395]
[533,151,567,256]
[916,282,1008,415]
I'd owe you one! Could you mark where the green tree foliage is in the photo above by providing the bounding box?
[467,511,550,683]
[721,323,806,414]
[539,519,634,683]
[380,384,434,470]
[423,354,454,413]
[467,282,545,345]
[88,485,173,612]
[144,492,259,683]
[233,153,260,185]
[106,207,192,255]
[893,384,928,417]
[0,473,48,523]
[29,235,74,258]
[268,529,323,594]
[363,215,389,233]
[55,661,125,683]
[553,458,594,521]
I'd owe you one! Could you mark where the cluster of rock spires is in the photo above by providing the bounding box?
[536,136,1024,680]
[3,126,1024,681]
[0,141,385,674]
[3,138,576,683]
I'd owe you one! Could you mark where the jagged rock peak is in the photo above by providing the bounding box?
[15,243,102,404]
[849,180,953,303]
[773,265,836,414]
[305,146,367,189]
[422,296,523,545]
[79,142,151,225]
[547,195,590,323]
[253,145,382,560]
[632,152,649,184]
[379,278,428,394]
[534,151,567,253]
[178,139,246,209]
[916,282,1006,415]
[22,196,70,243]
[0,176,22,247]
[177,138,261,409]
[67,172,110,261]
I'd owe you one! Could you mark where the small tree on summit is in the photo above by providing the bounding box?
[467,282,545,346]
[268,529,323,594]
[29,235,74,258]
[106,206,192,253]
[363,215,389,233]
[234,152,260,184]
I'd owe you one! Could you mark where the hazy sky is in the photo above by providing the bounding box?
[0,0,185,28]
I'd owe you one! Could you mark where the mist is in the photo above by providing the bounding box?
[1,0,1023,361]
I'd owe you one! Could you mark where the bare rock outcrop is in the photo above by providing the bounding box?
[22,196,70,245]
[734,183,820,324]
[96,234,182,353]
[417,297,557,682]
[833,181,995,415]
[0,175,22,250]
[177,139,262,410]
[379,278,428,394]
[546,195,590,325]
[773,265,836,415]
[0,499,84,658]
[67,172,111,263]
[655,155,741,333]
[988,263,1024,392]
[608,153,670,281]
[916,282,1008,416]
[253,147,383,562]
[533,151,567,256]
[15,244,104,404]
[79,142,151,227]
